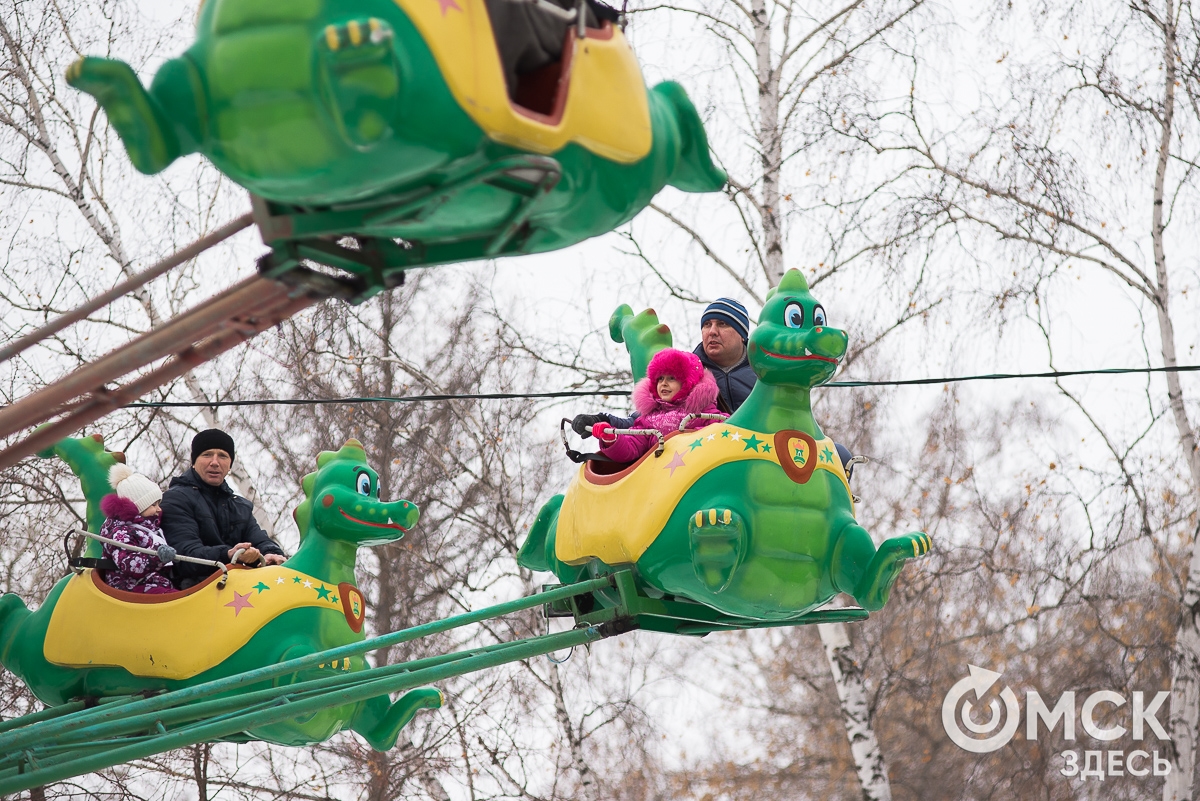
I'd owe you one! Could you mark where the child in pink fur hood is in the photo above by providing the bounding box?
[592,348,728,463]
[99,464,175,594]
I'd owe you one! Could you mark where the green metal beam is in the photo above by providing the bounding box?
[17,630,571,757]
[0,570,868,795]
[0,624,609,796]
[0,576,613,756]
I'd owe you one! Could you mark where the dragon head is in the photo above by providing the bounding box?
[747,269,848,388]
[293,439,420,547]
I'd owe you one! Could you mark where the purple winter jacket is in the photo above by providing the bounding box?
[99,494,175,594]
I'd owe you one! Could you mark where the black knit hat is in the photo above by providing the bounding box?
[191,428,235,464]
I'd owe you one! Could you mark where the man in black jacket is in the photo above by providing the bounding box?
[161,429,285,589]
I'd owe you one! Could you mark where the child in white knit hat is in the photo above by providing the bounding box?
[99,464,174,594]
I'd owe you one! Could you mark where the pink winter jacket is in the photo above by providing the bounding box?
[599,369,727,463]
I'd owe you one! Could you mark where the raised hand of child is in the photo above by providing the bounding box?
[592,422,618,444]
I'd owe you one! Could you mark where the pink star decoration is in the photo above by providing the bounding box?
[225,591,254,616]
[663,452,687,477]
[435,0,462,15]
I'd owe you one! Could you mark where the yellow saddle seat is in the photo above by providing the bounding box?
[44,566,357,680]
[555,424,851,565]
[394,0,652,163]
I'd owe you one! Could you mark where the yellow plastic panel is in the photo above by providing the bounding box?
[44,566,349,680]
[393,0,651,162]
[555,426,850,565]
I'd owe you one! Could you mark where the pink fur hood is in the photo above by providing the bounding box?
[597,348,728,463]
[632,368,721,417]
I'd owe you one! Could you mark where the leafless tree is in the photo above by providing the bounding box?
[619,0,943,795]
[814,0,1200,794]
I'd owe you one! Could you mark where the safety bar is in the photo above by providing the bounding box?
[558,418,666,458]
[71,529,234,588]
[845,455,868,504]
[678,413,727,431]
[614,428,666,457]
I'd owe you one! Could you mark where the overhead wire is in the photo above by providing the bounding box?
[68,363,1200,409]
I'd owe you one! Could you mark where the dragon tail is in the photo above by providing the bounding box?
[609,304,673,382]
[652,81,727,194]
[38,434,124,555]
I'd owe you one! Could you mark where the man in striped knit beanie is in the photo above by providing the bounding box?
[693,297,756,413]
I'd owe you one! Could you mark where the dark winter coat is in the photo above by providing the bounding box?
[694,343,756,413]
[99,495,175,594]
[160,469,284,587]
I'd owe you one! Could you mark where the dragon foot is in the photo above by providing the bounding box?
[317,18,401,148]
[688,507,747,593]
[852,532,931,612]
[359,687,444,751]
[66,57,179,174]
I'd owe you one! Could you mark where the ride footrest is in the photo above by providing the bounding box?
[541,570,870,637]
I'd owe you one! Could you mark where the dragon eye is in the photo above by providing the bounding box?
[813,306,827,327]
[356,472,372,496]
[784,302,804,329]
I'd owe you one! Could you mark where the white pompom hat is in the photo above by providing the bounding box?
[108,463,163,515]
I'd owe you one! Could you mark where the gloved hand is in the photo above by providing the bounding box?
[157,544,177,565]
[591,422,618,444]
[571,413,606,437]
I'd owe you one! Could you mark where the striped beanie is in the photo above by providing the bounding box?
[700,298,750,341]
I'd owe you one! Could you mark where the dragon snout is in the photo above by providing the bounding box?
[807,328,848,360]
[386,500,420,530]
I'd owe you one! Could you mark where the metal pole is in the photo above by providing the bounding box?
[0,214,254,365]
[0,701,89,735]
[0,276,279,437]
[0,638,520,773]
[0,284,320,470]
[27,633,556,755]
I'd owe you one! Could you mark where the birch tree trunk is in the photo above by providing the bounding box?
[819,623,892,800]
[550,658,600,801]
[751,0,785,285]
[1151,3,1200,797]
[763,221,896,800]
[750,9,892,784]
[744,4,911,794]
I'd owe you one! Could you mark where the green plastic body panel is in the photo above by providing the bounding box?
[0,438,440,750]
[518,270,933,623]
[65,0,727,273]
